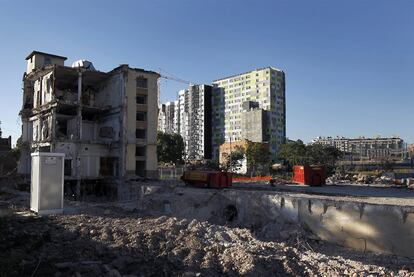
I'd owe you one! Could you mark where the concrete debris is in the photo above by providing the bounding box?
[1,184,414,276]
[327,172,414,188]
[268,176,290,186]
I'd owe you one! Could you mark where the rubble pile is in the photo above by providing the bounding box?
[1,187,414,276]
[327,172,414,187]
[268,176,291,186]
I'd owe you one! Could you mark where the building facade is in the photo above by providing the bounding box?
[211,67,286,161]
[158,101,177,134]
[408,144,414,158]
[19,51,160,190]
[158,84,212,161]
[219,139,269,174]
[312,136,406,160]
[241,105,270,143]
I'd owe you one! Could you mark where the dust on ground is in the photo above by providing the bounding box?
[1,183,413,277]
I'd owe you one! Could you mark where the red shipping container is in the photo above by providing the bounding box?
[181,171,232,188]
[293,165,326,186]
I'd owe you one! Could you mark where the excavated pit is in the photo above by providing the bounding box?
[120,184,414,259]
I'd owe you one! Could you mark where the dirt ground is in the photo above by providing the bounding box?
[1,184,414,277]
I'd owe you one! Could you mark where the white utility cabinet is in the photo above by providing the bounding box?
[30,152,65,215]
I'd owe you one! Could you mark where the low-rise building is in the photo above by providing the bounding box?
[219,139,269,174]
[408,144,414,158]
[312,136,406,160]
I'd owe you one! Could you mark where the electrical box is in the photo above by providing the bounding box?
[30,152,65,215]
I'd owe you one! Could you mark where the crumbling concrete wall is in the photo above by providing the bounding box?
[53,142,115,178]
[299,200,414,258]
[33,71,54,108]
[133,185,414,258]
[95,74,122,108]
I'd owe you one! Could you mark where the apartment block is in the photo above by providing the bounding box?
[312,136,406,160]
[158,101,177,134]
[212,67,286,161]
[19,51,160,194]
[159,84,212,161]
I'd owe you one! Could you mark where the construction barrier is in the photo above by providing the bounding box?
[232,176,272,182]
[159,167,185,180]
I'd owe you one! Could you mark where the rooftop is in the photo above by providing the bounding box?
[25,51,67,61]
[213,66,284,82]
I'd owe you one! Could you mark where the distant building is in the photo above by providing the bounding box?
[219,140,249,174]
[212,67,286,161]
[312,136,406,160]
[158,105,166,133]
[241,102,270,142]
[158,84,212,161]
[158,101,177,134]
[19,51,160,190]
[408,144,414,158]
[219,139,269,174]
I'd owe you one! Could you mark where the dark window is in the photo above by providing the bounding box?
[136,112,146,121]
[136,129,146,139]
[136,146,146,157]
[99,126,114,138]
[135,161,146,177]
[136,95,146,104]
[64,159,72,176]
[44,57,52,65]
[136,77,148,88]
[100,157,118,176]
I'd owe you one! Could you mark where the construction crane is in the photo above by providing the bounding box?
[157,68,193,85]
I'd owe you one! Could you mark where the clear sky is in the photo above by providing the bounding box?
[0,0,413,145]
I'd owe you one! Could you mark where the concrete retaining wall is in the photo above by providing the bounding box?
[131,185,414,258]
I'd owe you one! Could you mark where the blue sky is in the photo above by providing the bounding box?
[0,0,413,145]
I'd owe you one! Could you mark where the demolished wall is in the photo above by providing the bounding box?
[130,185,414,259]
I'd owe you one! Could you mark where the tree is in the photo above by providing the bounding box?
[221,145,245,172]
[279,140,343,175]
[245,141,270,176]
[278,140,307,165]
[157,132,184,165]
[0,136,22,176]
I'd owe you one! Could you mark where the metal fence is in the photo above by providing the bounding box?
[158,167,185,180]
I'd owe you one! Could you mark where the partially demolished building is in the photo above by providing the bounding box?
[19,51,160,194]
